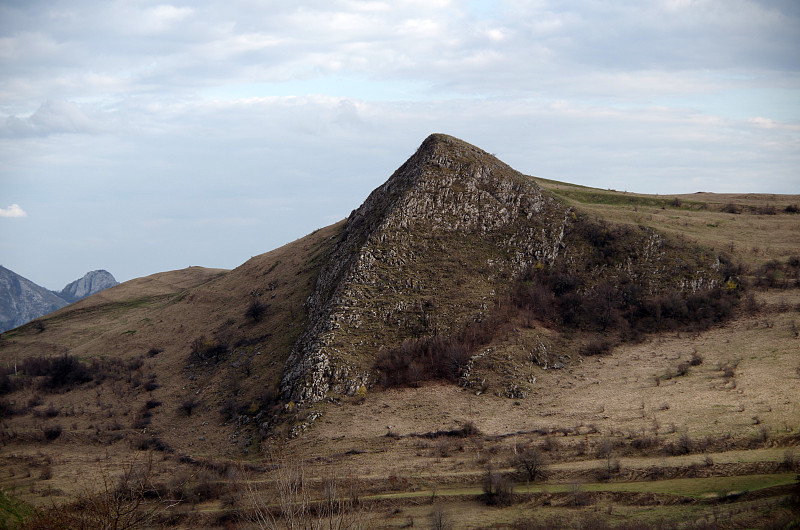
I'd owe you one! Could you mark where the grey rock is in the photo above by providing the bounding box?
[59,270,118,303]
[280,134,567,403]
[0,266,68,333]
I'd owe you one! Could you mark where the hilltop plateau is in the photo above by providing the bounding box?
[1,135,799,529]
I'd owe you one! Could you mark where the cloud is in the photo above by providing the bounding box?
[0,0,797,288]
[1,100,104,137]
[0,204,26,218]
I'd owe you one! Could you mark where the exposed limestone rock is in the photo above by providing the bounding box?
[0,266,68,333]
[280,134,728,404]
[281,134,568,403]
[59,270,118,303]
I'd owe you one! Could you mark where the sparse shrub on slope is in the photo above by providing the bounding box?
[515,215,742,337]
[377,215,742,387]
[19,354,94,390]
[375,315,501,387]
[755,257,800,289]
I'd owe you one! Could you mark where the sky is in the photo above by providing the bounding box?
[1,0,798,289]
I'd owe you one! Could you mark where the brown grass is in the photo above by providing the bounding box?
[1,180,798,528]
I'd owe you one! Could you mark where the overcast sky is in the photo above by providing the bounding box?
[1,0,798,289]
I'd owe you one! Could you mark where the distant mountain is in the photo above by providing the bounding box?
[0,267,118,333]
[58,270,118,304]
[0,266,69,333]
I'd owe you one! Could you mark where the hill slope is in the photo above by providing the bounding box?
[282,134,733,404]
[1,134,798,528]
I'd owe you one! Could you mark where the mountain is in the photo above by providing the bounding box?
[0,266,69,333]
[1,134,799,528]
[58,269,118,303]
[281,133,729,403]
[0,267,118,333]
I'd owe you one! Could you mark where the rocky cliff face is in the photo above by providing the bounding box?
[0,267,69,333]
[280,134,571,403]
[59,270,118,303]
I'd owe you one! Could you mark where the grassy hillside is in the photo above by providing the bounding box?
[1,169,799,528]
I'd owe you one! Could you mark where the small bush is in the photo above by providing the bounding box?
[21,354,94,390]
[44,425,63,441]
[721,203,742,214]
[482,468,514,506]
[675,361,690,377]
[178,398,198,417]
[189,337,229,364]
[514,448,548,482]
[579,338,613,356]
[219,399,242,422]
[757,205,777,215]
[133,435,168,452]
[786,204,799,214]
[0,372,20,395]
[780,448,797,471]
[245,300,268,323]
[143,377,160,392]
[0,399,16,418]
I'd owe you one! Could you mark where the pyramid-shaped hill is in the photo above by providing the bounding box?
[280,134,732,403]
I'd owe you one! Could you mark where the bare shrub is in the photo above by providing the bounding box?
[21,354,94,390]
[43,425,62,441]
[689,351,703,366]
[23,454,166,529]
[178,398,198,417]
[675,361,690,377]
[513,448,548,482]
[781,448,797,471]
[189,336,229,364]
[482,467,514,506]
[241,454,370,529]
[39,465,53,480]
[245,299,268,323]
[579,338,614,357]
[429,505,452,530]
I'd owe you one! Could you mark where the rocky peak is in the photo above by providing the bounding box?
[281,134,571,403]
[59,270,118,303]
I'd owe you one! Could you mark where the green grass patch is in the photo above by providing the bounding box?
[529,473,796,498]
[547,188,705,210]
[366,473,797,502]
[0,488,35,529]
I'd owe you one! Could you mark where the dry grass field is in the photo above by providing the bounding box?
[1,180,799,529]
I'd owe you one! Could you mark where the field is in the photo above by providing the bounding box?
[1,180,799,528]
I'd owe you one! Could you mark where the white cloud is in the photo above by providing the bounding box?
[0,0,797,286]
[1,100,104,137]
[0,204,26,218]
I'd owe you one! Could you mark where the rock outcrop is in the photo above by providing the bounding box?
[280,134,731,405]
[0,267,118,333]
[281,134,570,403]
[0,266,69,333]
[59,270,118,303]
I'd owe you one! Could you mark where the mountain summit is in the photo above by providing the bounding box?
[280,134,729,403]
[281,134,575,402]
[0,268,118,332]
[59,270,118,304]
